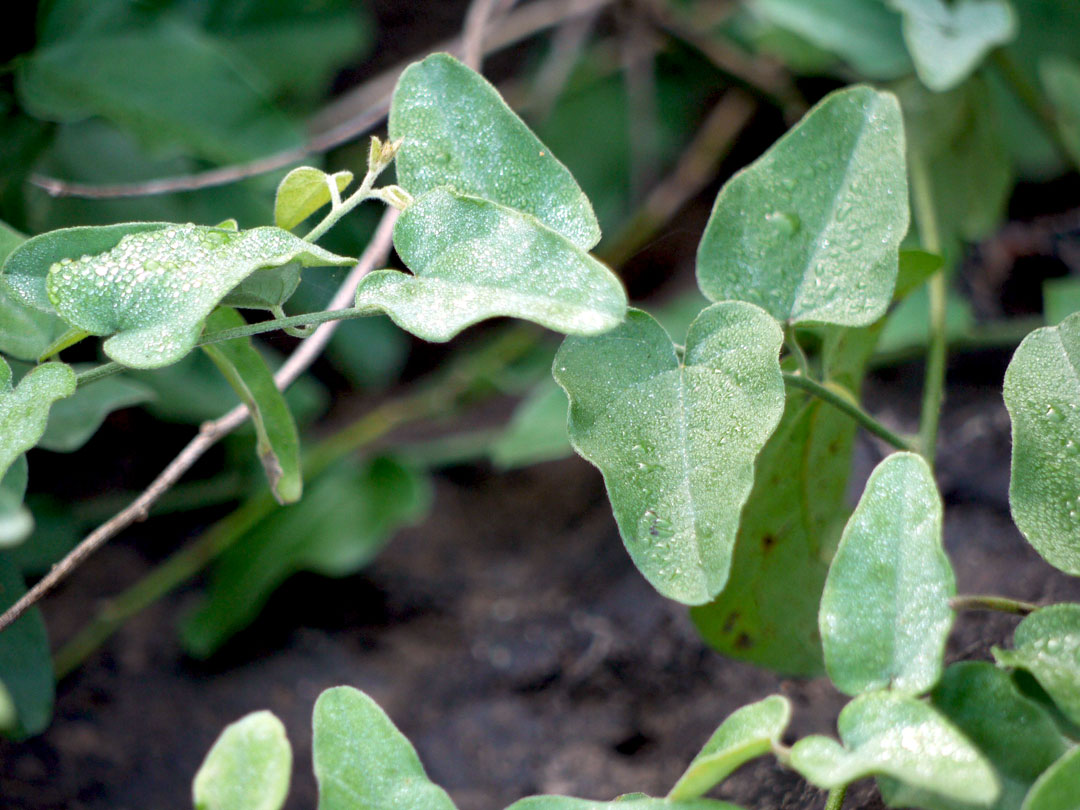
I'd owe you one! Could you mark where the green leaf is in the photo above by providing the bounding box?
[1040,56,1080,172]
[668,695,791,800]
[354,189,626,342]
[1044,278,1080,325]
[878,284,976,356]
[201,308,302,504]
[691,322,881,675]
[39,371,152,452]
[0,222,69,362]
[490,379,572,469]
[554,304,785,605]
[994,604,1080,727]
[895,249,945,300]
[1022,748,1080,810]
[0,358,76,480]
[879,662,1068,810]
[0,552,54,739]
[192,710,292,810]
[891,0,1016,91]
[0,457,32,548]
[507,798,742,810]
[219,263,303,312]
[274,167,354,232]
[696,85,908,327]
[45,223,353,369]
[1003,313,1080,574]
[790,691,999,806]
[312,686,456,810]
[182,457,431,657]
[820,451,955,696]
[389,52,600,249]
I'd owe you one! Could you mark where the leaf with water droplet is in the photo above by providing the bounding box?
[43,223,353,369]
[790,691,999,806]
[1021,747,1080,810]
[0,221,70,361]
[192,710,292,810]
[1004,313,1080,575]
[354,188,626,342]
[274,166,354,232]
[820,451,955,696]
[668,695,791,800]
[696,85,907,327]
[390,52,600,249]
[994,604,1080,727]
[554,304,784,605]
[0,357,75,482]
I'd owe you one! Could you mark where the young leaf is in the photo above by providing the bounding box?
[39,372,153,452]
[1003,313,1080,575]
[890,0,1016,92]
[0,358,76,480]
[312,686,456,810]
[790,691,999,806]
[879,662,1068,810]
[389,52,600,249]
[354,189,626,342]
[507,798,742,810]
[994,604,1080,726]
[696,85,908,327]
[819,451,955,696]
[1021,747,1080,810]
[192,711,292,810]
[274,167,354,231]
[0,552,54,739]
[45,223,353,368]
[202,308,302,504]
[490,379,572,469]
[554,304,785,605]
[667,695,791,800]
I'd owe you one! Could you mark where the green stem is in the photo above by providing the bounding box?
[824,785,848,810]
[950,595,1039,616]
[74,362,124,388]
[303,157,390,243]
[782,373,914,452]
[785,325,813,379]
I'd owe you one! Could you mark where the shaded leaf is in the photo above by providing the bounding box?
[40,371,152,452]
[994,604,1080,726]
[696,86,908,327]
[490,379,572,469]
[790,691,998,806]
[0,457,32,548]
[1041,56,1080,172]
[220,263,303,312]
[668,695,791,800]
[1043,278,1080,326]
[1003,313,1080,574]
[0,552,53,739]
[0,358,76,480]
[45,223,352,368]
[878,284,975,356]
[508,798,742,810]
[390,52,600,249]
[1022,747,1080,810]
[193,710,292,810]
[274,167,353,231]
[554,305,784,605]
[312,686,456,810]
[355,189,625,342]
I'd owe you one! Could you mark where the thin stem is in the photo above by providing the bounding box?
[785,325,813,380]
[783,373,914,452]
[75,362,124,388]
[950,595,1039,616]
[824,785,848,810]
[199,307,369,345]
[303,158,389,243]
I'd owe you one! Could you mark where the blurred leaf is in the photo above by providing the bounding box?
[490,379,572,469]
[312,686,457,810]
[193,710,292,810]
[650,289,711,343]
[355,189,626,342]
[0,552,53,739]
[7,495,78,576]
[39,370,152,452]
[181,457,431,657]
[202,308,301,504]
[390,53,600,249]
[878,284,975,355]
[1003,313,1080,574]
[790,691,998,805]
[554,305,785,605]
[1040,56,1080,171]
[895,248,945,300]
[994,604,1080,726]
[274,167,353,231]
[0,457,32,548]
[1043,278,1080,325]
[668,695,791,800]
[508,799,742,810]
[0,358,75,480]
[1022,747,1080,810]
[696,86,908,327]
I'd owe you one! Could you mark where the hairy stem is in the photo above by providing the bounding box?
[782,373,914,452]
[950,595,1039,616]
[824,785,848,810]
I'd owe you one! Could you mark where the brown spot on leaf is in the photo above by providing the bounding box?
[735,633,753,650]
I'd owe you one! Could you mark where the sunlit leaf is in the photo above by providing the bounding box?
[820,452,954,696]
[193,710,292,810]
[312,686,457,810]
[1021,747,1080,810]
[696,86,908,327]
[0,358,76,480]
[354,189,626,342]
[0,552,53,739]
[39,370,152,452]
[44,223,353,368]
[994,604,1080,726]
[668,695,791,800]
[1003,313,1080,574]
[274,167,353,232]
[490,379,572,469]
[554,304,784,605]
[790,691,998,806]
[389,52,600,249]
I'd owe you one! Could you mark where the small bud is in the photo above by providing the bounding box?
[381,137,404,164]
[368,136,383,170]
[377,185,414,211]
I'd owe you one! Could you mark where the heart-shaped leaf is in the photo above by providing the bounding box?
[994,604,1080,727]
[192,710,292,810]
[1003,313,1080,574]
[44,223,353,368]
[0,358,76,481]
[820,451,955,697]
[354,189,626,342]
[890,0,1016,92]
[507,798,743,810]
[1022,747,1080,810]
[696,85,908,327]
[790,691,998,806]
[274,167,354,231]
[0,553,53,739]
[554,304,785,605]
[668,695,791,800]
[389,52,600,249]
[313,686,457,810]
